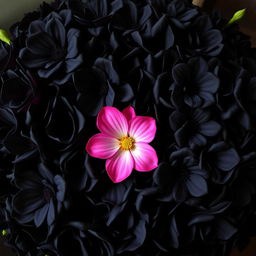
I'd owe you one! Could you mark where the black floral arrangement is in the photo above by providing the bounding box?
[0,0,256,255]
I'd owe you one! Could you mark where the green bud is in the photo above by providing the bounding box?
[0,29,11,45]
[1,229,8,236]
[226,9,246,26]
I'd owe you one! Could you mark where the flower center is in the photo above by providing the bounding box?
[119,136,135,150]
[52,47,66,61]
[43,188,53,203]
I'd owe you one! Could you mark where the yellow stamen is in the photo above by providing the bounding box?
[119,136,135,150]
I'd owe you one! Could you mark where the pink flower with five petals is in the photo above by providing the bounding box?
[86,106,158,183]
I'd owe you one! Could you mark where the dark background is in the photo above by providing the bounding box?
[0,0,255,255]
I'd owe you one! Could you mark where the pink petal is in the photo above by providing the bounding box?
[97,107,128,139]
[106,150,134,183]
[86,133,119,159]
[131,142,158,172]
[128,116,157,143]
[122,106,136,121]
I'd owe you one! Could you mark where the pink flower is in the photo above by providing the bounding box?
[86,106,158,183]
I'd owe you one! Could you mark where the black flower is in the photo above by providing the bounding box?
[0,69,36,112]
[150,0,198,28]
[0,42,12,73]
[111,0,151,32]
[172,57,219,108]
[73,58,134,116]
[170,148,208,201]
[186,202,237,242]
[169,108,221,148]
[69,0,124,36]
[128,14,174,54]
[201,142,240,184]
[19,10,83,84]
[0,107,17,144]
[12,162,66,227]
[179,15,223,57]
[26,86,86,158]
[55,222,114,256]
[234,73,256,121]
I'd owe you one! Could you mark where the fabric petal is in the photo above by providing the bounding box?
[106,150,134,183]
[34,204,49,227]
[129,116,156,143]
[122,106,136,122]
[189,134,207,148]
[131,142,158,172]
[184,94,202,108]
[97,107,128,139]
[29,20,45,35]
[19,48,49,68]
[65,54,83,73]
[13,189,44,215]
[47,199,55,226]
[38,61,63,78]
[66,28,80,59]
[197,73,219,93]
[46,17,66,48]
[86,133,119,159]
[117,83,134,102]
[26,32,55,55]
[186,174,208,197]
[215,148,240,171]
[173,181,188,202]
[198,120,221,137]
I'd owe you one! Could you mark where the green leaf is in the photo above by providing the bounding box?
[227,9,246,26]
[0,29,11,45]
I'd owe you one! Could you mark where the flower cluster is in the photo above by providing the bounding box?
[0,0,256,255]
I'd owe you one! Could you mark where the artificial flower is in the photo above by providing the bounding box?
[86,106,158,182]
[171,57,219,108]
[179,15,224,57]
[169,108,221,148]
[0,69,36,111]
[12,162,66,227]
[73,58,134,116]
[19,10,83,84]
